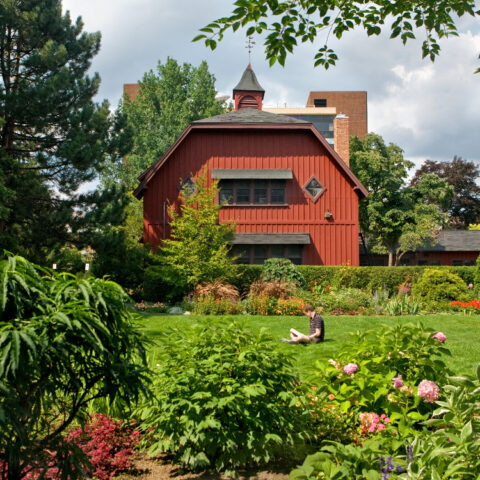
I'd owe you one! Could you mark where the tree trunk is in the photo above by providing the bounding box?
[388,251,394,266]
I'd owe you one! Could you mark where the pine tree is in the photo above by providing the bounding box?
[0,0,130,261]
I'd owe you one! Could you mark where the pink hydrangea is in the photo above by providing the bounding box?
[344,363,358,375]
[432,332,447,343]
[393,374,404,388]
[417,380,440,403]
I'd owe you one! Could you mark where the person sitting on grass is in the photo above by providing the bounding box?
[281,304,324,344]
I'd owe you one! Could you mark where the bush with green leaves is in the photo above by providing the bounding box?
[0,254,149,480]
[192,297,243,315]
[311,322,452,439]
[412,268,469,311]
[314,287,374,314]
[136,319,308,475]
[290,366,480,479]
[159,172,237,293]
[261,258,305,286]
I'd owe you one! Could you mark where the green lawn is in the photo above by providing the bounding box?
[139,313,480,379]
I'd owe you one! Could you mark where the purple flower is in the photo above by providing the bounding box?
[392,374,404,388]
[417,380,440,403]
[344,363,358,375]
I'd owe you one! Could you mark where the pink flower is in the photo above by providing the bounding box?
[377,423,386,431]
[417,380,440,403]
[344,363,358,375]
[393,374,404,388]
[368,424,376,433]
[380,413,386,420]
[433,332,447,343]
[384,417,390,423]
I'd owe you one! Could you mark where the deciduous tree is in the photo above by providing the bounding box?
[160,172,236,290]
[0,254,149,480]
[410,156,480,229]
[102,58,226,190]
[350,133,453,266]
[196,0,479,70]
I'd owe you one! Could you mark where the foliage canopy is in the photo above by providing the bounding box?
[0,0,131,262]
[350,133,453,266]
[196,0,480,70]
[0,254,149,480]
[410,156,480,229]
[159,172,237,291]
[102,58,226,190]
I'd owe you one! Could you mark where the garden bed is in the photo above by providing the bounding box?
[118,454,290,480]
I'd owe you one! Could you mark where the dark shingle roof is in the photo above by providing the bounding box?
[233,65,265,92]
[193,108,310,125]
[417,230,480,252]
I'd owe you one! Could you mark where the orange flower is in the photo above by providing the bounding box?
[328,394,335,400]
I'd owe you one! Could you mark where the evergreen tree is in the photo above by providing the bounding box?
[102,58,226,190]
[0,0,130,262]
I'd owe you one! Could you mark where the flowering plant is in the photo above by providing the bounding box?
[417,380,440,403]
[432,331,446,342]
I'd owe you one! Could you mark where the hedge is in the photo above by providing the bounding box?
[142,264,475,301]
[235,265,475,296]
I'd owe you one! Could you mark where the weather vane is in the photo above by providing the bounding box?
[246,35,255,62]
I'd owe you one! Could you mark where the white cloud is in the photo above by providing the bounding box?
[62,0,480,168]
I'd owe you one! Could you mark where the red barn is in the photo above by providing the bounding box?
[134,65,368,265]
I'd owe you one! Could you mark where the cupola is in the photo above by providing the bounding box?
[233,64,265,111]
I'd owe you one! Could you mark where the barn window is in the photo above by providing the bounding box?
[303,175,326,202]
[219,180,286,205]
[231,244,304,265]
[178,174,195,196]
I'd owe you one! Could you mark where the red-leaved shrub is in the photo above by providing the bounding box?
[8,414,141,480]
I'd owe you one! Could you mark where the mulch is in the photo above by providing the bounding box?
[117,453,293,480]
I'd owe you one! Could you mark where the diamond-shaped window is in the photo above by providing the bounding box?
[303,175,326,202]
[178,175,195,197]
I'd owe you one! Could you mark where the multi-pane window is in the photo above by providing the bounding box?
[231,244,303,265]
[303,175,326,202]
[219,180,286,205]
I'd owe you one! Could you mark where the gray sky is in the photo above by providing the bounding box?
[63,0,480,170]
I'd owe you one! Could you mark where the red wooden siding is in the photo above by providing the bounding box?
[143,128,360,265]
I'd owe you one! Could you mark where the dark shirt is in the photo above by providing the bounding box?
[309,313,324,343]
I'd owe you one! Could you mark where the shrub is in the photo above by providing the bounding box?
[314,287,373,315]
[192,297,243,315]
[412,268,469,311]
[229,265,262,296]
[248,279,297,299]
[133,301,168,313]
[143,264,186,302]
[137,319,307,475]
[193,281,239,302]
[243,295,278,315]
[261,258,305,286]
[274,297,306,316]
[65,415,140,480]
[311,322,452,437]
[0,254,149,480]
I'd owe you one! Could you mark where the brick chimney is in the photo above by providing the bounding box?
[334,114,350,166]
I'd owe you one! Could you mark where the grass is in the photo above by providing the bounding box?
[138,313,480,379]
